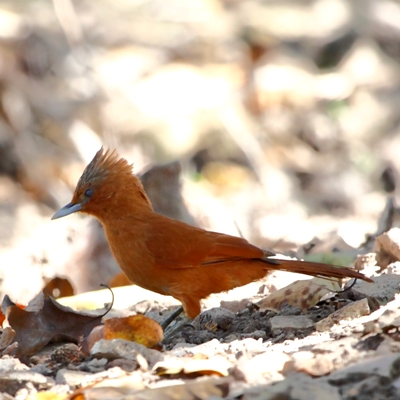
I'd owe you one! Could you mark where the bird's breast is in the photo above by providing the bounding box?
[104,225,170,295]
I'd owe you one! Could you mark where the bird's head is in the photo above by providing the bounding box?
[52,147,152,220]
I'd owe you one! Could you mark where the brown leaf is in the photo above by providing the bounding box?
[84,325,105,354]
[0,327,16,350]
[43,277,74,299]
[104,315,163,349]
[0,300,25,327]
[2,293,108,356]
[257,279,335,313]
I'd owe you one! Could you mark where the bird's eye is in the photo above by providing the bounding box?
[85,188,94,198]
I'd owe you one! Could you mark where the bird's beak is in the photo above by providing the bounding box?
[51,202,83,220]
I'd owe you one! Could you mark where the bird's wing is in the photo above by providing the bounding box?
[144,215,265,268]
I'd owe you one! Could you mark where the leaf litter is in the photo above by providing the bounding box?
[4,229,400,399]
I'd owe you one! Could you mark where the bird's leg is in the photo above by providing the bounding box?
[161,305,184,330]
[163,314,194,341]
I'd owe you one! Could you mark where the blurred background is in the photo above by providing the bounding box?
[1,0,400,303]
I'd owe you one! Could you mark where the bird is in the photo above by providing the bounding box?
[52,148,372,322]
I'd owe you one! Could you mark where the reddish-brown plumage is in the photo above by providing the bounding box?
[52,148,372,319]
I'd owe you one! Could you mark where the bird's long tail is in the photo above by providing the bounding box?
[264,257,373,283]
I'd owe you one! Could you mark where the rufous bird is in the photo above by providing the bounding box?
[52,148,372,322]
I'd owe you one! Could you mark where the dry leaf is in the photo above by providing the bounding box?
[316,298,371,331]
[104,315,163,349]
[0,326,16,350]
[69,377,230,400]
[57,285,180,311]
[154,354,232,377]
[374,228,400,266]
[288,351,334,376]
[85,315,163,352]
[29,392,68,400]
[84,326,105,354]
[0,300,24,327]
[43,277,74,299]
[235,351,291,383]
[258,279,335,312]
[2,293,109,356]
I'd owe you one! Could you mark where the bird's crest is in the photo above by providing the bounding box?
[78,147,133,187]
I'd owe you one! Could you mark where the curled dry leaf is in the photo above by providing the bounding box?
[257,279,337,313]
[2,292,109,356]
